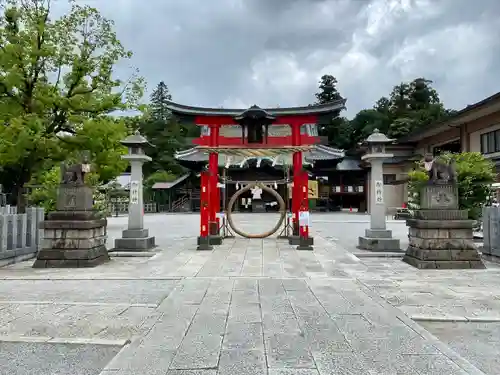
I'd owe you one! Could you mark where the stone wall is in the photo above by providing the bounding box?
[0,206,45,267]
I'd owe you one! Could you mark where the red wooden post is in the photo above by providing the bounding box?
[208,123,220,237]
[214,124,221,230]
[208,152,218,234]
[290,119,302,240]
[199,171,209,238]
[292,151,302,236]
[299,170,309,239]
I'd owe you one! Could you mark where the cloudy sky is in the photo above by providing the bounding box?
[64,0,500,117]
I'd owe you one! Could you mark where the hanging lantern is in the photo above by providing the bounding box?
[236,182,240,190]
[274,182,278,189]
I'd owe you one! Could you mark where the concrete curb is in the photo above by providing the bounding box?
[357,280,487,375]
[353,252,404,258]
[0,276,183,280]
[0,335,130,346]
[108,251,157,257]
[412,315,500,323]
[0,300,158,308]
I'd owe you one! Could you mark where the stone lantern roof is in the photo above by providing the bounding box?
[120,130,153,148]
[365,128,394,144]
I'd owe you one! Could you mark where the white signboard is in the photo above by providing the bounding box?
[299,211,310,226]
[374,180,384,205]
[130,181,139,204]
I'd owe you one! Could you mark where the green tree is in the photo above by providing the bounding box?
[385,78,450,137]
[313,74,349,148]
[140,82,189,177]
[349,109,391,145]
[0,0,144,209]
[149,81,171,122]
[314,74,343,104]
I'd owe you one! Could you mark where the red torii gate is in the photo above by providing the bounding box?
[165,100,346,250]
[195,114,315,249]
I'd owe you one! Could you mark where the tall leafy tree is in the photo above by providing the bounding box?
[0,0,144,209]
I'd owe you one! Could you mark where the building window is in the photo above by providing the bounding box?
[383,174,396,184]
[480,129,500,154]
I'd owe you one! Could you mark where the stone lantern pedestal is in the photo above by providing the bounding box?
[358,129,401,252]
[113,131,155,252]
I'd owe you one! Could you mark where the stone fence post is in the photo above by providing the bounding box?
[483,206,500,257]
[36,207,44,252]
[25,207,37,251]
[0,214,7,254]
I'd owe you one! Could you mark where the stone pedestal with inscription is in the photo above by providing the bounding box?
[358,129,401,252]
[33,184,109,268]
[402,184,484,269]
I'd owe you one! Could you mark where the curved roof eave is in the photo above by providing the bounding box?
[165,99,347,117]
[175,145,345,165]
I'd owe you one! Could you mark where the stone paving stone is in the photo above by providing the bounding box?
[106,343,176,374]
[232,289,260,304]
[217,349,267,375]
[166,371,217,375]
[222,322,264,350]
[359,354,421,374]
[421,321,500,374]
[168,307,228,370]
[0,280,177,304]
[159,279,211,307]
[0,303,69,336]
[95,306,159,340]
[228,303,262,324]
[0,342,121,375]
[313,352,370,375]
[285,289,352,353]
[142,292,201,349]
[403,354,470,375]
[268,370,320,375]
[168,333,223,370]
[265,332,316,369]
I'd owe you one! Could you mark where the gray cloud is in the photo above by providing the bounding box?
[59,0,500,117]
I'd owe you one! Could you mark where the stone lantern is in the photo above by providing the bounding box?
[358,129,401,251]
[113,130,156,252]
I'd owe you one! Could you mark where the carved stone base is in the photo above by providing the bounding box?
[33,218,108,268]
[420,184,458,210]
[358,229,401,252]
[288,235,300,245]
[197,236,213,251]
[113,229,156,252]
[403,213,484,269]
[296,236,314,251]
[56,184,94,211]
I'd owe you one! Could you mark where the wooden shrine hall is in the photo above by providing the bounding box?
[166,99,346,250]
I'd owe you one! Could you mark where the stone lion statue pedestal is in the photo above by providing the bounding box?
[402,183,485,269]
[33,159,109,268]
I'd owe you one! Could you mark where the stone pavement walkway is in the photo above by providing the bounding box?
[0,213,498,374]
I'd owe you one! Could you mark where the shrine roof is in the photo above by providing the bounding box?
[165,99,346,117]
[175,144,344,167]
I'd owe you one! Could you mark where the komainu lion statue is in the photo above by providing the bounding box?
[423,153,457,184]
[60,152,91,185]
